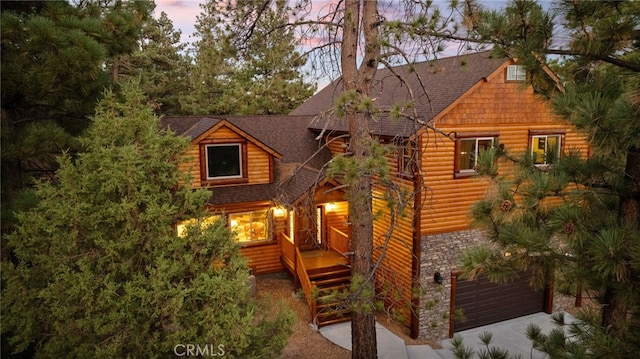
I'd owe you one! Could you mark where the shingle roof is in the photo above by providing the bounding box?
[161,115,333,205]
[292,51,506,137]
[277,166,324,205]
[205,183,276,206]
[162,115,330,168]
[161,52,504,206]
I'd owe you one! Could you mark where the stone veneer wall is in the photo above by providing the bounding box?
[418,229,484,340]
[418,229,579,341]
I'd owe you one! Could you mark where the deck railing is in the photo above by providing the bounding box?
[280,232,295,272]
[295,247,316,317]
[328,226,350,255]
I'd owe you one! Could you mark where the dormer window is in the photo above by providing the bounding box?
[206,144,242,179]
[200,142,248,185]
[506,65,526,81]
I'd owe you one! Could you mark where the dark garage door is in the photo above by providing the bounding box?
[452,271,545,332]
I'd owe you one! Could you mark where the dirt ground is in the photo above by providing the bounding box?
[255,272,437,359]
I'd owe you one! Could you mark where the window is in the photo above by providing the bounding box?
[315,206,323,246]
[229,210,270,243]
[455,136,496,176]
[288,210,295,243]
[205,144,242,179]
[176,215,219,237]
[531,134,562,166]
[506,65,526,81]
[398,140,415,175]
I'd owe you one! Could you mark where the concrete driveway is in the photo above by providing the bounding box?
[435,312,577,359]
[318,312,576,359]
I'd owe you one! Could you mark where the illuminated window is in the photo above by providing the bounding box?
[205,144,242,179]
[316,206,323,245]
[288,210,295,243]
[229,210,270,243]
[455,137,496,174]
[176,215,219,237]
[531,134,561,166]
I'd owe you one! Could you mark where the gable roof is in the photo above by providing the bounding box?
[191,118,283,159]
[162,115,330,168]
[292,51,507,138]
[161,115,333,206]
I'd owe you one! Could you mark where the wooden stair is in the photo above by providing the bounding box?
[308,265,352,327]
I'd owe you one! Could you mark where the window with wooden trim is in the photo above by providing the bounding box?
[229,210,271,244]
[531,134,562,166]
[205,144,242,179]
[200,142,248,185]
[506,65,526,81]
[455,136,497,176]
[398,140,415,175]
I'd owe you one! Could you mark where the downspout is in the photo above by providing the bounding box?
[410,136,423,339]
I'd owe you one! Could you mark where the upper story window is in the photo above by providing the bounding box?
[531,134,562,166]
[506,65,526,81]
[206,144,242,179]
[200,142,248,185]
[455,134,498,178]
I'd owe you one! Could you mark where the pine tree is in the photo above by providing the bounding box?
[118,11,191,115]
[1,83,293,358]
[183,0,315,115]
[454,0,640,356]
[1,0,154,230]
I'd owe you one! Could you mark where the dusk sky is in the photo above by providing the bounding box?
[153,1,517,47]
[154,0,202,45]
[152,0,518,88]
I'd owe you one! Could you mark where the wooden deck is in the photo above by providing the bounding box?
[300,249,349,271]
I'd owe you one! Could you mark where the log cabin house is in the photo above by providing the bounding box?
[162,51,589,341]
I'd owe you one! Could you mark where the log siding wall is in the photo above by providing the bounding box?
[419,76,589,237]
[324,135,417,327]
[240,242,284,275]
[372,185,415,327]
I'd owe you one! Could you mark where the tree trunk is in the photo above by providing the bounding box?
[349,155,377,359]
[601,285,628,338]
[602,145,640,337]
[620,146,640,228]
[341,1,380,358]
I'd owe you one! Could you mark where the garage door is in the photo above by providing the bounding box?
[451,271,546,333]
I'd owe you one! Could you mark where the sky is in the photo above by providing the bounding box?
[153,0,518,48]
[152,0,522,88]
[154,0,201,45]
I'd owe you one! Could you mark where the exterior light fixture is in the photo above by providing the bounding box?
[325,202,337,212]
[272,206,287,218]
[434,271,443,285]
